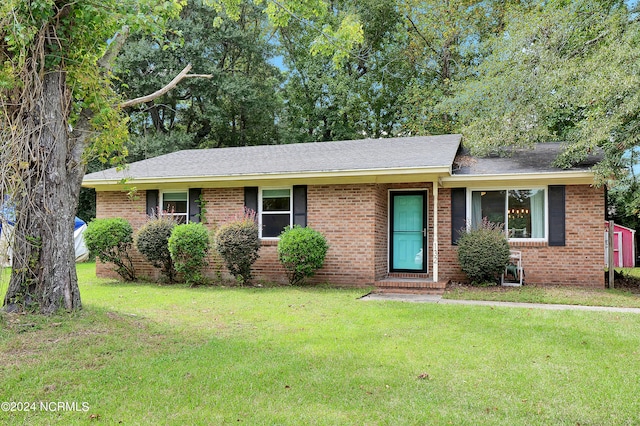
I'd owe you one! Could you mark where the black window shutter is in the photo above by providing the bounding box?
[244,187,258,214]
[293,185,307,227]
[451,188,466,245]
[548,185,565,246]
[146,189,159,217]
[188,188,202,223]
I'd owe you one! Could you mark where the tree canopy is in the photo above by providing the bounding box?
[115,0,285,158]
[442,1,638,172]
[438,0,640,215]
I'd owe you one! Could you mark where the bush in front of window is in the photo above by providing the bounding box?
[135,216,177,283]
[214,211,260,285]
[84,218,136,281]
[168,223,210,286]
[277,225,329,286]
[457,218,510,285]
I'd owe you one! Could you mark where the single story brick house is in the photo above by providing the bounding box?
[83,135,605,289]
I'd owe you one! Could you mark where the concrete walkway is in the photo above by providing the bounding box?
[360,292,640,314]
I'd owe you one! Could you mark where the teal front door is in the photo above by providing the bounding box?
[390,191,427,272]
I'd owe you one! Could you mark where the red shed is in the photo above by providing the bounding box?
[605,222,636,268]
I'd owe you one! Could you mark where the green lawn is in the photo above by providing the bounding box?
[444,269,640,308]
[2,263,640,424]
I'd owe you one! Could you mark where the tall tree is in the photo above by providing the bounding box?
[441,0,636,171]
[440,0,640,222]
[116,0,284,160]
[278,0,408,142]
[0,0,186,313]
[399,0,521,135]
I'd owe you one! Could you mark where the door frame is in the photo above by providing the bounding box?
[389,189,428,273]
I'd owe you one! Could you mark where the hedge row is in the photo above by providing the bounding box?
[84,216,328,286]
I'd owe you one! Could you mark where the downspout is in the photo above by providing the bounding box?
[433,181,439,282]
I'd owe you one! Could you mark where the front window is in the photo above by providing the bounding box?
[161,191,188,224]
[260,188,292,238]
[471,189,545,239]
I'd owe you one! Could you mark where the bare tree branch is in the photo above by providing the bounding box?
[406,15,441,58]
[119,64,213,109]
[98,26,130,73]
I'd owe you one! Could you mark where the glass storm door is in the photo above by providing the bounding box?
[390,191,427,272]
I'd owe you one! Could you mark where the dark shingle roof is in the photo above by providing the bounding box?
[84,135,462,182]
[452,143,602,176]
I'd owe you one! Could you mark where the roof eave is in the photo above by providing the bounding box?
[441,171,596,187]
[83,166,453,191]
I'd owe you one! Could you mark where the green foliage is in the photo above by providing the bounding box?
[168,223,210,286]
[442,0,637,174]
[135,217,177,282]
[214,211,260,285]
[208,0,362,66]
[278,0,409,143]
[456,219,510,285]
[1,0,185,165]
[277,225,328,285]
[399,0,510,136]
[115,0,284,156]
[309,14,364,67]
[84,218,136,281]
[195,194,208,224]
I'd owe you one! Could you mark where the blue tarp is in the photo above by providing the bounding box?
[0,215,86,231]
[0,197,90,263]
[0,195,85,230]
[74,217,86,230]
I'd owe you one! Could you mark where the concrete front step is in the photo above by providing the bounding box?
[386,272,431,279]
[374,277,448,295]
[375,287,446,295]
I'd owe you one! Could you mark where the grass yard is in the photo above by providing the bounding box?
[2,264,640,424]
[444,268,640,308]
[444,283,640,308]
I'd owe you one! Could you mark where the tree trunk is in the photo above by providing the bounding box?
[3,71,84,314]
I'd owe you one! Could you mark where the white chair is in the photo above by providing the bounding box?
[501,250,523,286]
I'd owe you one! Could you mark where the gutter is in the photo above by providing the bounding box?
[440,171,596,187]
[82,166,454,190]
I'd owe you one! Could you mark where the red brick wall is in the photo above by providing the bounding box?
[437,188,468,282]
[94,183,605,287]
[94,190,153,279]
[374,184,389,281]
[305,184,377,285]
[206,184,382,286]
[95,185,381,286]
[510,185,605,286]
[437,185,606,287]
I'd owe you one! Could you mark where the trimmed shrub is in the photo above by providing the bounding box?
[84,218,136,281]
[214,211,260,285]
[135,217,176,282]
[168,223,210,286]
[457,218,510,285]
[277,225,328,286]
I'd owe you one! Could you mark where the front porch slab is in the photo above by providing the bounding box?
[374,275,447,295]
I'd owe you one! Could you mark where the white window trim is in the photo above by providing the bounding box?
[160,190,189,223]
[465,186,548,242]
[258,186,293,240]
